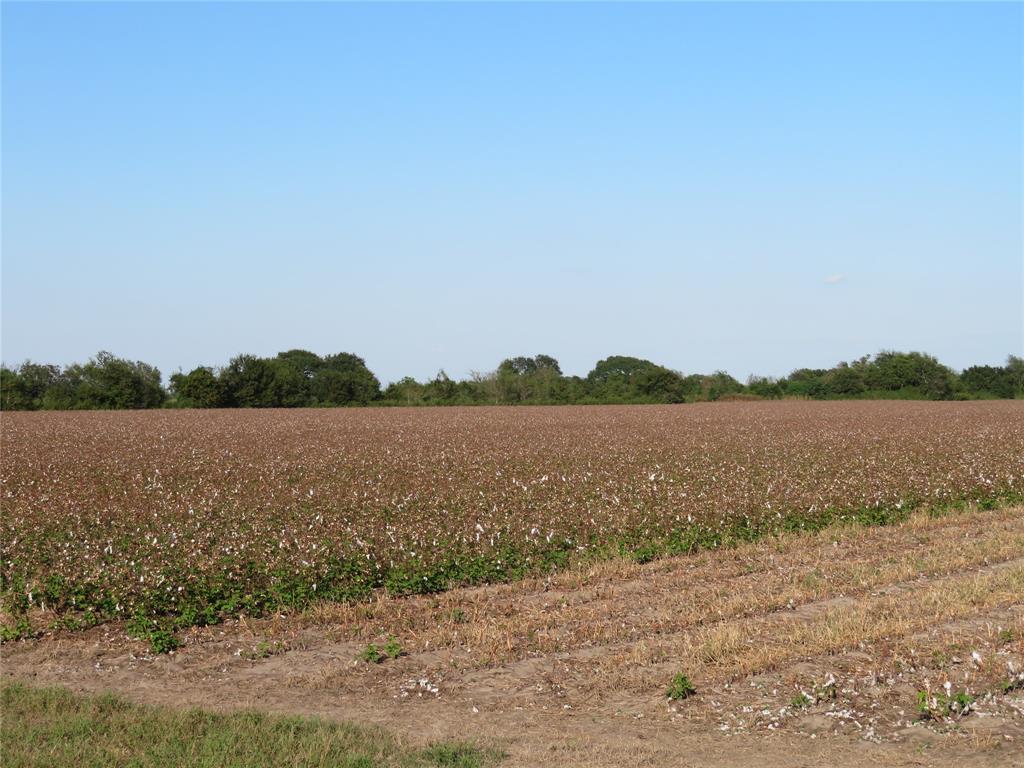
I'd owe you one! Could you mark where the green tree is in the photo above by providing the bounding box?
[746,375,783,399]
[220,355,279,407]
[0,367,31,410]
[67,352,165,409]
[1006,355,1024,396]
[825,363,867,397]
[169,367,227,408]
[383,376,426,405]
[864,351,956,399]
[495,354,564,403]
[275,349,323,379]
[586,356,689,403]
[781,368,828,398]
[311,353,380,405]
[424,370,458,403]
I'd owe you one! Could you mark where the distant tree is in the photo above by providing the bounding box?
[468,370,500,404]
[311,353,380,405]
[746,375,783,399]
[960,365,1013,399]
[781,368,829,398]
[424,370,458,402]
[275,349,323,379]
[0,367,30,410]
[1007,355,1024,396]
[65,352,165,410]
[533,354,562,375]
[631,366,687,403]
[826,362,867,397]
[496,354,564,403]
[585,356,691,403]
[1,362,67,410]
[701,371,745,401]
[383,376,426,405]
[864,351,956,400]
[586,356,656,386]
[268,359,312,407]
[7,346,1021,409]
[169,367,226,408]
[220,355,279,407]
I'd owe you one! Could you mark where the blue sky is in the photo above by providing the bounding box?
[3,2,1021,384]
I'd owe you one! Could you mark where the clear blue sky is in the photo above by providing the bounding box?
[3,2,1021,384]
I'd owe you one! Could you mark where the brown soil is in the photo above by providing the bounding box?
[4,506,1024,767]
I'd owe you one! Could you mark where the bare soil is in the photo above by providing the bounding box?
[4,506,1024,767]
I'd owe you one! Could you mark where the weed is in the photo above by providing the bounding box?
[419,742,502,767]
[1002,677,1024,694]
[145,628,180,654]
[126,615,180,654]
[358,643,384,664]
[0,616,34,642]
[449,608,467,624]
[790,692,813,710]
[359,637,403,664]
[245,639,288,660]
[383,636,404,659]
[666,672,696,701]
[917,685,974,720]
[1002,664,1024,693]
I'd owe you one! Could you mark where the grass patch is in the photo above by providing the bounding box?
[0,682,501,768]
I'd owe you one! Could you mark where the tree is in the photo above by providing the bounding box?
[383,376,425,405]
[747,375,783,399]
[1,367,30,410]
[495,354,564,403]
[275,349,323,379]
[220,355,279,407]
[863,351,956,400]
[632,366,687,403]
[1,362,66,410]
[587,356,656,386]
[312,353,380,405]
[66,351,165,409]
[826,363,867,397]
[1007,355,1024,396]
[960,365,1013,399]
[169,367,227,408]
[268,359,311,407]
[782,368,828,398]
[586,356,688,403]
[424,370,458,403]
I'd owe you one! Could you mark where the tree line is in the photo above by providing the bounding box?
[1,349,1022,411]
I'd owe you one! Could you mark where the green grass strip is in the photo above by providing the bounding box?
[1,682,501,768]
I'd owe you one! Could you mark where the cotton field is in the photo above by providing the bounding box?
[2,402,1022,633]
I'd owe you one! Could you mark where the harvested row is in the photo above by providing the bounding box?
[299,503,1024,668]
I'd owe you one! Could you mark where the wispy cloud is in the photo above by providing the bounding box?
[823,274,846,285]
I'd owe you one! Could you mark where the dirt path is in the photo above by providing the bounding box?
[4,506,1024,767]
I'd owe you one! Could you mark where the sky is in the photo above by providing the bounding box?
[2,2,1021,384]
